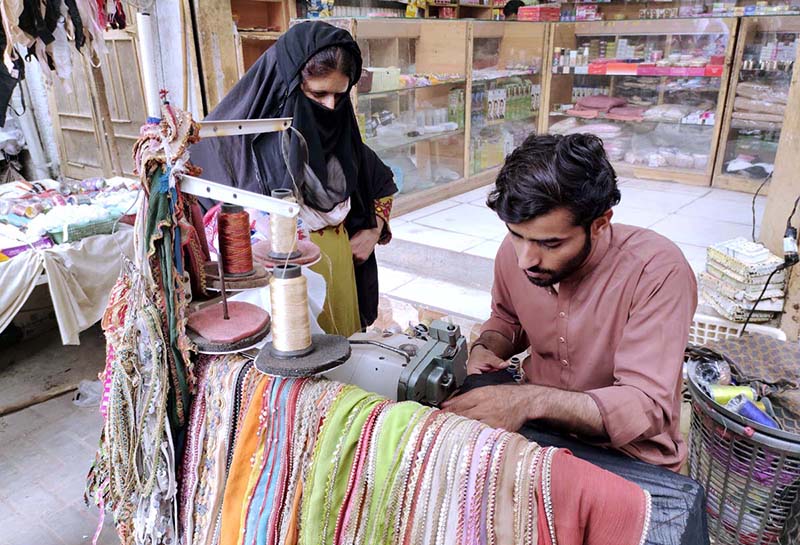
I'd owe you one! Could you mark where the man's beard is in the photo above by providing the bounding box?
[526,231,592,287]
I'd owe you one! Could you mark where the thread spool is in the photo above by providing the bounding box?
[218,203,254,277]
[269,189,301,260]
[726,394,780,429]
[709,384,755,405]
[269,264,313,357]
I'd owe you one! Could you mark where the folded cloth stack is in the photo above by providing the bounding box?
[700,237,786,323]
[731,82,789,132]
[567,94,628,119]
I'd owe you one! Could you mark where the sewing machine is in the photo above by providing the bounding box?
[324,320,468,406]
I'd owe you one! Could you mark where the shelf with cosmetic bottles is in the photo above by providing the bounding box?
[288,15,800,214]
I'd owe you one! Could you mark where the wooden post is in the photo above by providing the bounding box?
[759,45,800,341]
[91,64,124,176]
[191,0,240,113]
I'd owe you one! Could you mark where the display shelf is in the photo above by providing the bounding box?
[366,128,465,153]
[357,79,467,99]
[351,18,470,203]
[613,162,710,185]
[550,66,724,77]
[272,16,799,214]
[543,18,736,186]
[549,111,717,127]
[473,69,542,82]
[713,16,800,194]
[469,21,547,175]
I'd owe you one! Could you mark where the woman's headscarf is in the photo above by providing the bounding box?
[190,21,395,233]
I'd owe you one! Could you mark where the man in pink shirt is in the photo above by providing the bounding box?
[443,133,706,543]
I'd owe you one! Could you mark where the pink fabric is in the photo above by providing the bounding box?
[545,450,650,545]
[464,428,497,544]
[566,108,599,119]
[482,225,697,470]
[576,95,627,112]
[606,106,646,121]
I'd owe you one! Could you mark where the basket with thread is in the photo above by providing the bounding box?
[47,217,120,244]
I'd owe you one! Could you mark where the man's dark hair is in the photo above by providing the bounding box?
[487,133,621,227]
[503,0,525,17]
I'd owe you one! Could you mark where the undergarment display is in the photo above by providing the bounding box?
[0,0,122,124]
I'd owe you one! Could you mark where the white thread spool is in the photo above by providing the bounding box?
[269,188,301,260]
[269,264,313,357]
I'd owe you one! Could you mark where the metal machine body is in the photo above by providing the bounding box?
[324,320,468,407]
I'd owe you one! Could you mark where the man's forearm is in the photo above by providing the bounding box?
[472,330,517,360]
[523,384,607,440]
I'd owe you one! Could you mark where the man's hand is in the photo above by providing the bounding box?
[467,344,508,374]
[350,218,385,265]
[441,385,531,431]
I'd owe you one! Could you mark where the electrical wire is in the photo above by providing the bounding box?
[739,265,784,337]
[740,192,800,336]
[751,173,771,242]
[787,194,800,229]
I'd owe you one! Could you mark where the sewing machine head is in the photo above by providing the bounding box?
[325,320,468,407]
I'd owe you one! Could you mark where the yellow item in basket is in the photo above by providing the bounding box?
[0,252,8,262]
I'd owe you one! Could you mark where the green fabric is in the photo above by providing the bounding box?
[299,386,382,545]
[145,167,190,433]
[309,226,361,337]
[364,402,430,543]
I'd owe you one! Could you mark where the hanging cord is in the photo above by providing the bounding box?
[740,194,800,336]
[278,128,343,334]
[751,173,772,243]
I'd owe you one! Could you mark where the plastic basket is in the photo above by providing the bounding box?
[47,217,119,244]
[689,312,786,346]
[688,378,800,545]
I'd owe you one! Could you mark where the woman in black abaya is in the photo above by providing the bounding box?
[191,21,397,335]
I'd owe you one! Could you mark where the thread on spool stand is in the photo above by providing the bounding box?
[269,189,301,260]
[270,264,313,356]
[218,203,254,276]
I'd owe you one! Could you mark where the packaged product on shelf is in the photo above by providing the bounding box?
[642,104,693,122]
[735,81,789,103]
[606,106,646,122]
[549,117,580,135]
[733,96,787,116]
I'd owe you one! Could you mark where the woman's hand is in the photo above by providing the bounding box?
[350,217,385,265]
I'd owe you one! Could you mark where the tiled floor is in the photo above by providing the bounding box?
[381,177,765,319]
[0,393,117,545]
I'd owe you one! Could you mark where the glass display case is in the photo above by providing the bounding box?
[544,18,736,185]
[714,16,800,192]
[469,21,548,175]
[353,19,469,199]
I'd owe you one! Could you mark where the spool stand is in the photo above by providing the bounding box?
[255,264,350,377]
[188,205,272,354]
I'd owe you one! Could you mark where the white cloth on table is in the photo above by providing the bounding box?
[0,228,134,345]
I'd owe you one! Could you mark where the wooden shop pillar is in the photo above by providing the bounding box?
[192,0,240,114]
[760,53,800,341]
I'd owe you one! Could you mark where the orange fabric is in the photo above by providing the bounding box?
[219,377,270,545]
[542,450,650,545]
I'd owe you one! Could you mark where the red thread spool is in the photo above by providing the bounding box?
[218,204,254,276]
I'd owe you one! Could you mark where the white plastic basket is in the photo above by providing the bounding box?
[689,312,787,345]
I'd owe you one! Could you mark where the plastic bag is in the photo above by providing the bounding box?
[73,379,103,407]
